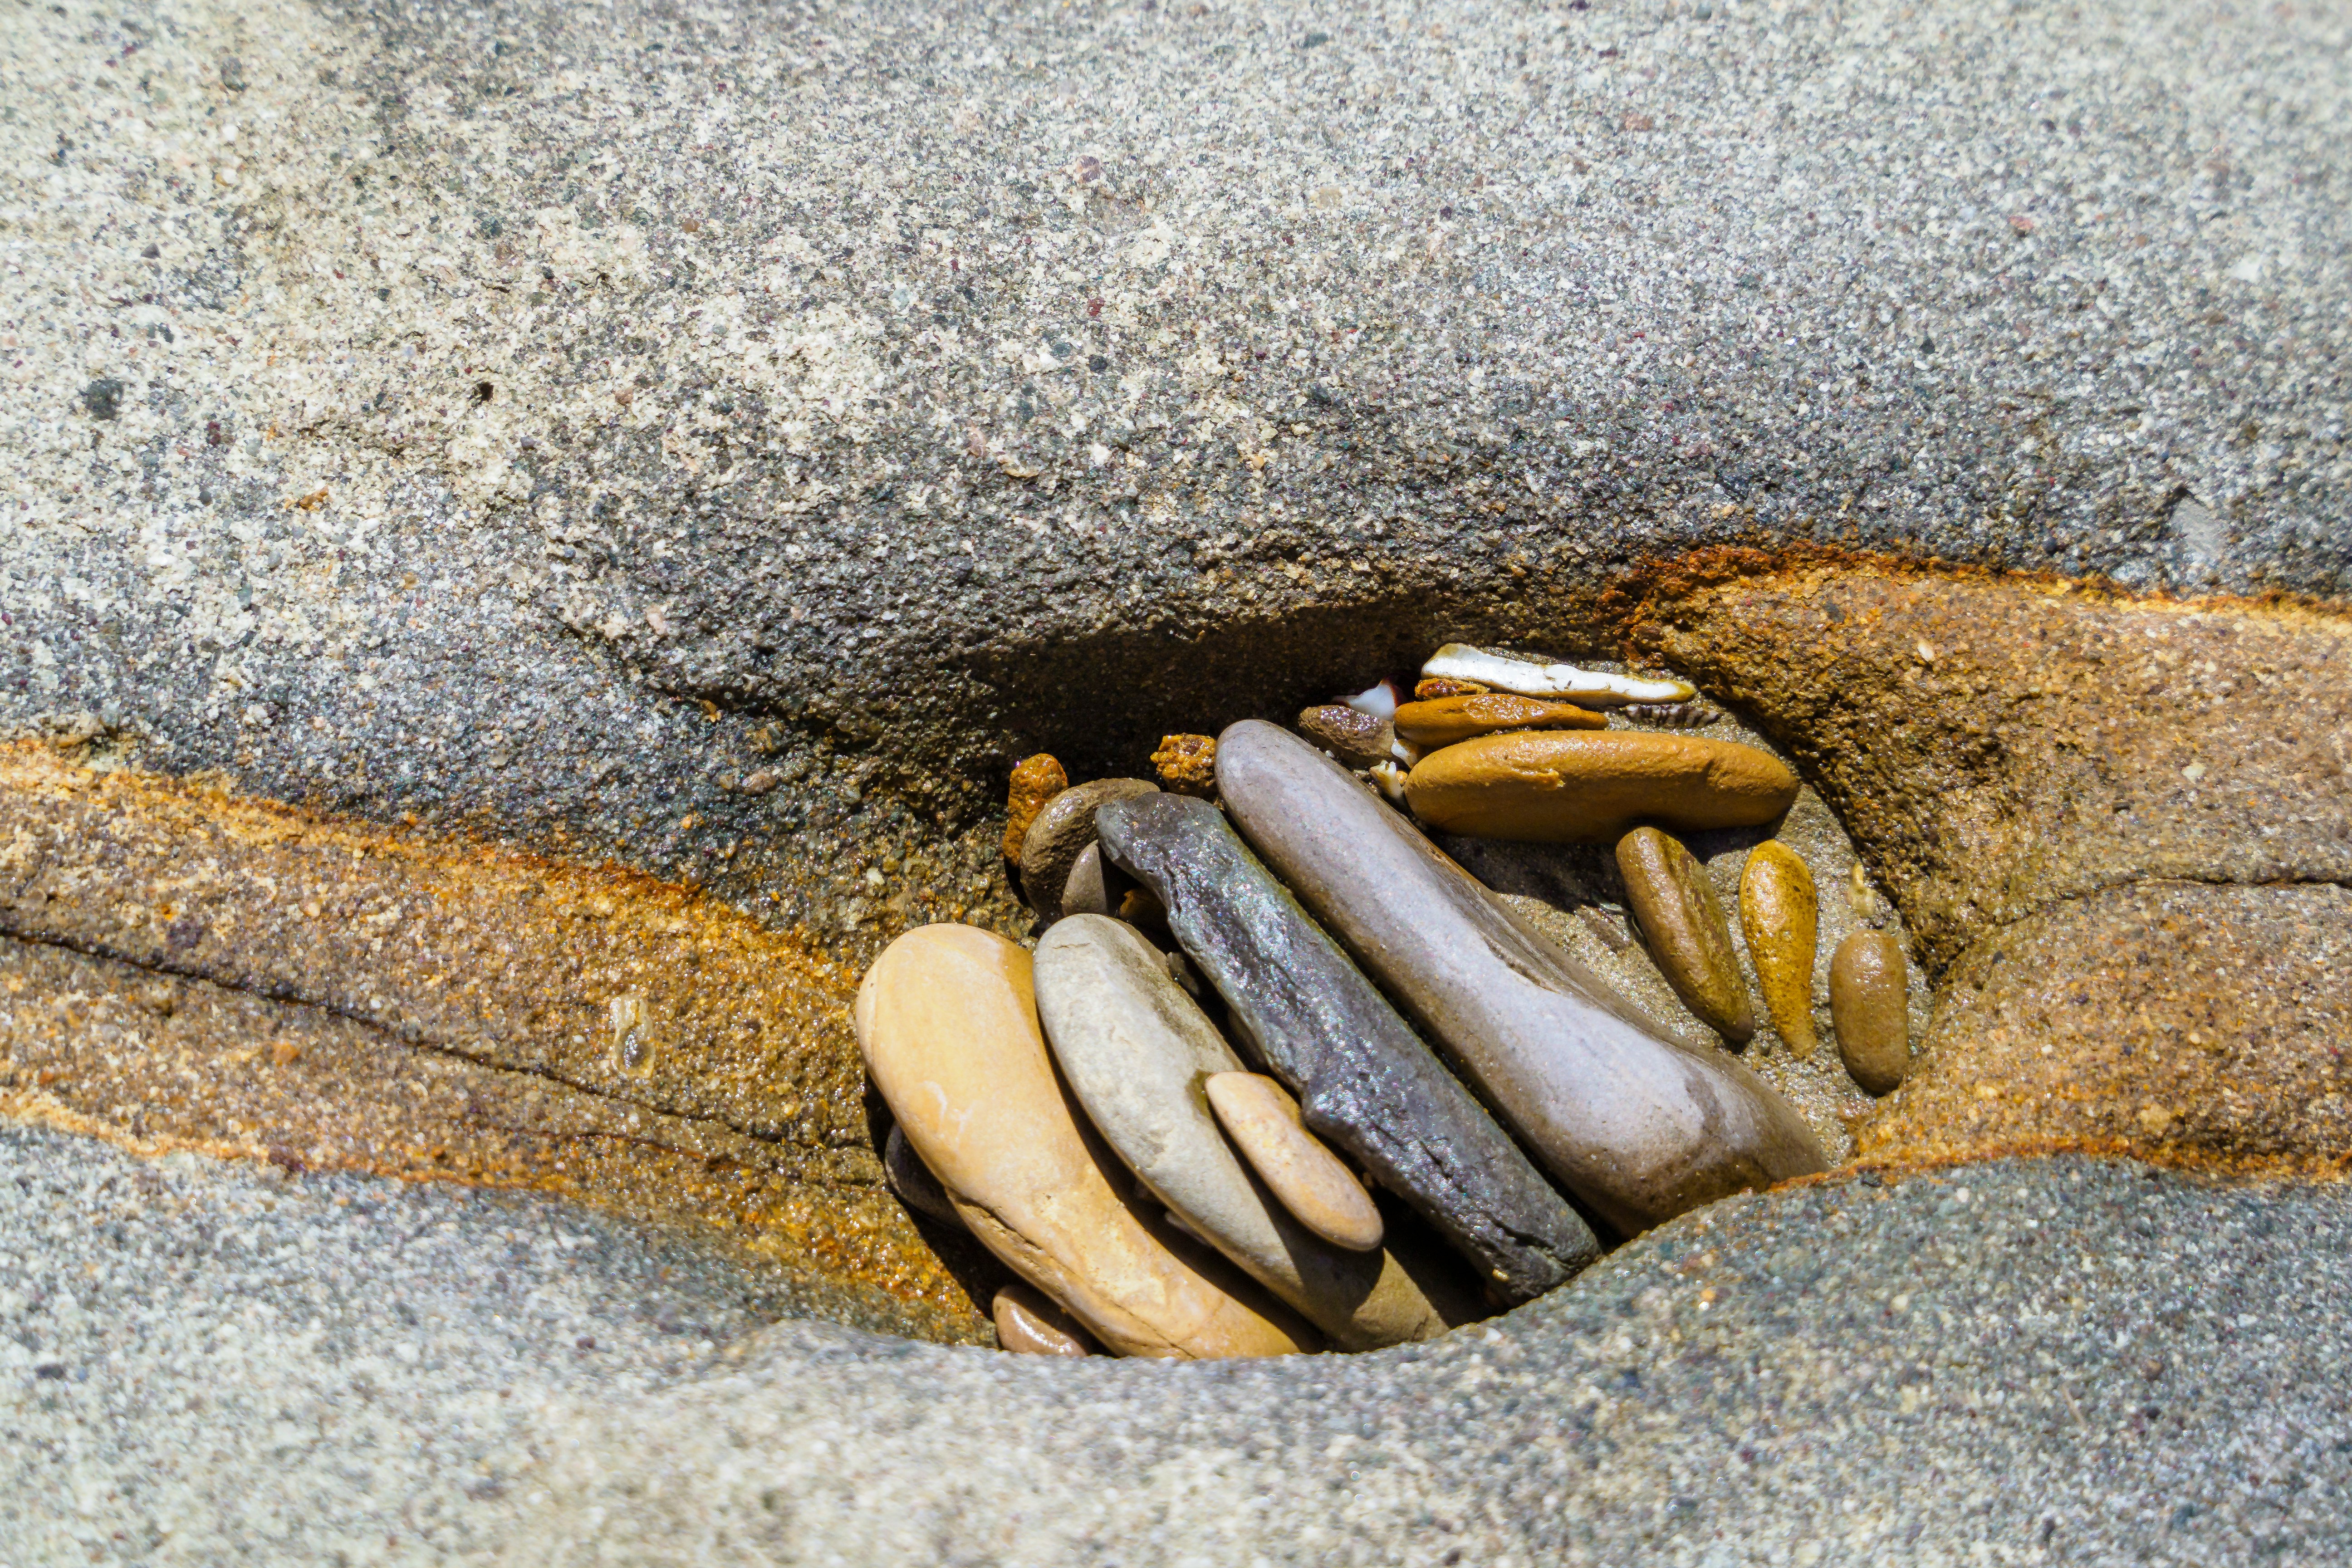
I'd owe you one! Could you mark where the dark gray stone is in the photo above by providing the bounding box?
[1095,791,1599,1302]
[1215,720,1826,1237]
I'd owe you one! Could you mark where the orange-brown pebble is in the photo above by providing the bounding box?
[1404,731,1800,843]
[1003,754,1069,862]
[1739,841,1821,1058]
[993,1281,1098,1357]
[1152,734,1219,797]
[1413,677,1489,699]
[1830,931,1911,1095]
[1393,693,1607,750]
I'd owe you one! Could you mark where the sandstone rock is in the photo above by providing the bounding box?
[1095,791,1599,1301]
[1741,842,1822,1058]
[1404,731,1800,843]
[1037,915,1448,1348]
[992,1282,1097,1357]
[1298,704,1396,769]
[1392,694,1606,750]
[1018,778,1159,925]
[1830,932,1911,1096]
[1002,754,1068,865]
[1414,678,1489,699]
[1616,827,1755,1045]
[1205,1072,1384,1252]
[1152,734,1219,797]
[884,1123,961,1227]
[1216,720,1828,1238]
[855,923,1315,1358]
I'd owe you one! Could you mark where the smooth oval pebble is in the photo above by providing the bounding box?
[1019,777,1158,924]
[1060,840,1127,920]
[856,923,1315,1358]
[1616,827,1754,1045]
[1036,915,1450,1350]
[1831,931,1911,1096]
[883,1122,961,1227]
[1002,753,1068,863]
[1204,1073,1383,1252]
[993,1282,1096,1357]
[1297,704,1396,769]
[1404,731,1799,843]
[1392,693,1606,750]
[1740,841,1820,1057]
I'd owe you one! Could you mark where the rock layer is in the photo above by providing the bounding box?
[1217,721,1828,1236]
[1404,732,1801,843]
[1095,791,1599,1300]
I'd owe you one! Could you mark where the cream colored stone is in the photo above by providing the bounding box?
[855,923,1317,1359]
[1204,1072,1384,1252]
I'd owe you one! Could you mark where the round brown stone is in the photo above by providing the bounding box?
[1297,704,1396,769]
[992,1282,1097,1357]
[1404,731,1799,843]
[1018,778,1159,925]
[1740,841,1821,1058]
[1615,826,1754,1045]
[1830,931,1911,1096]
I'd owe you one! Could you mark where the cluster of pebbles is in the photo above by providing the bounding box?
[858,644,1917,1360]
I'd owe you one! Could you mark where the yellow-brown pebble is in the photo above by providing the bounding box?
[1002,754,1069,862]
[1413,677,1489,699]
[1830,931,1911,1095]
[1739,841,1820,1058]
[993,1281,1098,1357]
[1392,693,1607,750]
[1152,733,1219,797]
[1404,731,1799,842]
[1615,827,1755,1044]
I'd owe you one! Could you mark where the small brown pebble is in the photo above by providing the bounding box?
[1616,826,1754,1044]
[1117,885,1170,936]
[1151,733,1219,797]
[1296,704,1395,769]
[884,1124,962,1226]
[992,1281,1097,1357]
[1413,677,1489,699]
[1739,841,1820,1058]
[1060,840,1128,919]
[1830,931,1911,1095]
[1019,778,1158,924]
[1392,693,1607,750]
[1003,754,1068,863]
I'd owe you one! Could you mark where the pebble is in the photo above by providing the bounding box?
[1216,720,1828,1237]
[1204,1072,1384,1252]
[1740,842,1821,1058]
[1392,693,1606,750]
[1018,778,1158,924]
[1414,677,1488,699]
[1034,915,1457,1349]
[1002,753,1068,862]
[993,1282,1096,1357]
[883,1123,961,1227]
[1060,840,1127,920]
[1421,643,1696,707]
[1831,931,1911,1095]
[1615,827,1755,1045]
[1097,789,1599,1301]
[855,923,1316,1358]
[1619,699,1724,729]
[1151,733,1219,797]
[1297,704,1396,769]
[1403,731,1800,843]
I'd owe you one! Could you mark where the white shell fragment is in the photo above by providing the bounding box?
[1343,678,1406,720]
[1420,643,1697,707]
[1369,760,1410,804]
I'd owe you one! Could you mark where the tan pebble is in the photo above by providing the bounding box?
[856,923,1316,1358]
[993,1282,1096,1357]
[1152,733,1219,797]
[1002,754,1068,863]
[1297,704,1396,769]
[1404,731,1798,842]
[1204,1072,1385,1252]
[1740,841,1820,1058]
[1830,931,1911,1095]
[1392,693,1606,750]
[1413,677,1488,699]
[1615,826,1754,1044]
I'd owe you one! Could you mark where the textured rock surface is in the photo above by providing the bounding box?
[1097,790,1600,1300]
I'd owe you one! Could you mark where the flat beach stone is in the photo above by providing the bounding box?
[1392,694,1606,750]
[1096,792,1599,1302]
[993,1282,1096,1358]
[1741,842,1823,1058]
[1616,827,1756,1045]
[1217,720,1828,1237]
[1298,704,1396,769]
[1035,915,1454,1349]
[855,923,1314,1358]
[1205,1072,1385,1253]
[1404,732,1800,843]
[1830,931,1911,1096]
[1019,778,1158,925]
